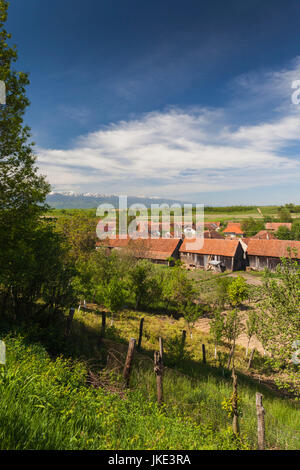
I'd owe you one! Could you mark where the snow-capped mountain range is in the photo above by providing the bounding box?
[47,191,188,209]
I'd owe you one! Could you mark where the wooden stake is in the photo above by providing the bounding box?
[65,307,75,338]
[123,338,136,387]
[159,336,164,360]
[202,344,206,364]
[101,312,106,338]
[256,393,265,450]
[247,348,255,370]
[181,330,186,357]
[154,351,163,405]
[137,318,144,350]
[232,368,239,435]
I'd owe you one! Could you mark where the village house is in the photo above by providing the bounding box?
[97,236,182,265]
[203,230,224,239]
[223,222,244,238]
[179,238,245,272]
[246,239,300,271]
[204,222,221,231]
[251,230,276,240]
[265,222,292,232]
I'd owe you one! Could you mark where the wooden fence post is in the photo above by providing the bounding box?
[202,344,206,364]
[123,338,136,387]
[137,318,144,350]
[247,348,255,370]
[256,393,266,450]
[154,351,163,405]
[181,330,186,357]
[159,336,164,360]
[101,312,106,338]
[232,368,239,435]
[65,307,75,338]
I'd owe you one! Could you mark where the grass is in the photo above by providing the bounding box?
[0,333,249,450]
[0,296,299,450]
[71,307,300,450]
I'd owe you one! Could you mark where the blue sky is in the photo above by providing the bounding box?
[6,0,300,204]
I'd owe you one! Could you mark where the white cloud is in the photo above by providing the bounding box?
[37,60,300,199]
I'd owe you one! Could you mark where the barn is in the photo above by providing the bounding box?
[179,238,245,271]
[247,239,300,271]
[97,236,182,265]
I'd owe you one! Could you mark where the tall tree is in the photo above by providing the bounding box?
[257,256,300,395]
[0,1,66,320]
[0,0,49,217]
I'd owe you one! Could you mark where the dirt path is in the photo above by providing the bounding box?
[229,272,263,286]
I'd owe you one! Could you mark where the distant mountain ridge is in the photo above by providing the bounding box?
[46,191,188,209]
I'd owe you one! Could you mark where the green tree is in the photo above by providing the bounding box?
[183,302,202,339]
[210,309,225,359]
[227,276,248,307]
[103,278,126,324]
[72,247,134,305]
[215,276,233,309]
[0,2,75,321]
[0,0,49,218]
[291,220,300,241]
[245,310,257,357]
[276,226,291,240]
[55,214,97,259]
[241,217,264,237]
[224,309,244,369]
[277,207,292,223]
[257,257,300,395]
[129,260,161,310]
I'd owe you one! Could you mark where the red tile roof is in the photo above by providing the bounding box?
[203,230,224,239]
[204,221,221,230]
[252,230,276,240]
[265,222,292,231]
[223,223,244,234]
[97,236,181,260]
[247,239,300,258]
[180,238,240,257]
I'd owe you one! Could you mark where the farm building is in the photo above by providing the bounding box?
[179,238,245,272]
[265,222,292,231]
[246,239,300,271]
[223,222,244,238]
[204,222,221,231]
[97,236,182,265]
[203,230,224,239]
[252,230,276,240]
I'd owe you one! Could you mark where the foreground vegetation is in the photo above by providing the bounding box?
[0,332,250,450]
[1,311,299,450]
